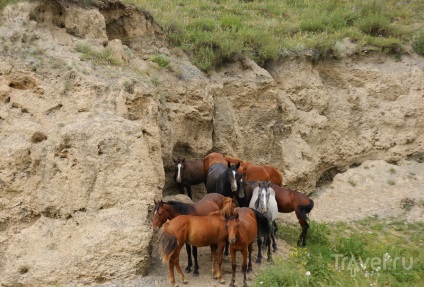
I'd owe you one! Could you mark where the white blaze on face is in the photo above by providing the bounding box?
[176,163,182,182]
[232,170,237,190]
[262,188,267,213]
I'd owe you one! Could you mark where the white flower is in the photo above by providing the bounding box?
[259,282,264,285]
[306,271,311,276]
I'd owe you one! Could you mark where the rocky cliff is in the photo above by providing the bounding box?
[0,1,423,286]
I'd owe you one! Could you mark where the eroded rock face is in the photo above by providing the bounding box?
[0,0,423,286]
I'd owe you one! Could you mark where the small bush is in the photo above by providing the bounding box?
[413,33,424,55]
[357,13,393,37]
[151,54,170,68]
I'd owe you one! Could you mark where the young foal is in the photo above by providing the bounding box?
[173,158,205,199]
[153,193,227,275]
[159,197,235,287]
[227,207,269,287]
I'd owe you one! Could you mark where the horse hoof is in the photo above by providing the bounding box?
[193,271,199,277]
[256,259,261,264]
[184,267,191,274]
[273,248,278,252]
[183,279,188,284]
[247,267,253,273]
[219,278,225,284]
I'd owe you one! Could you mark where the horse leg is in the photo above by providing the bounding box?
[295,208,309,247]
[174,248,188,285]
[169,253,178,287]
[247,243,253,273]
[272,220,278,252]
[177,183,184,195]
[266,222,273,262]
[186,184,192,199]
[256,235,263,264]
[210,245,217,279]
[216,243,226,284]
[242,247,248,287]
[229,247,236,287]
[184,243,192,273]
[224,241,229,256]
[192,246,199,276]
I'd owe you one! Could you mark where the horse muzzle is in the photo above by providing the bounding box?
[228,237,236,245]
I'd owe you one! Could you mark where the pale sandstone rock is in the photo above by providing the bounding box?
[0,1,423,286]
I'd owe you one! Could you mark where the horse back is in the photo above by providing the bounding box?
[193,193,224,216]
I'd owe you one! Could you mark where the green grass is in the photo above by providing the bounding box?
[121,0,424,71]
[255,218,424,287]
[2,1,423,72]
[75,43,121,65]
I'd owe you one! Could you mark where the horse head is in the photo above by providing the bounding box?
[152,200,169,229]
[227,161,241,194]
[236,172,247,199]
[226,212,240,245]
[173,157,185,183]
[256,181,271,214]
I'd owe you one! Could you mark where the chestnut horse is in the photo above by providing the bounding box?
[224,155,283,186]
[152,193,226,275]
[159,197,235,287]
[173,158,205,199]
[238,180,314,247]
[227,207,270,287]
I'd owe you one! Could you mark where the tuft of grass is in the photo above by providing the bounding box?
[150,54,170,68]
[388,167,397,174]
[387,179,396,185]
[75,43,121,65]
[348,178,357,187]
[413,33,424,56]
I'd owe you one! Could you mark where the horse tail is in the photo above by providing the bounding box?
[301,198,314,221]
[158,223,178,263]
[252,208,270,236]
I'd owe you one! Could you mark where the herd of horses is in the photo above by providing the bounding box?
[153,152,314,287]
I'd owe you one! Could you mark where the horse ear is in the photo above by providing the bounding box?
[236,162,240,168]
[227,161,231,168]
[182,158,185,163]
[267,181,272,188]
[172,157,177,163]
[235,213,239,220]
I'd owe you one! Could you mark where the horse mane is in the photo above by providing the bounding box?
[165,201,195,214]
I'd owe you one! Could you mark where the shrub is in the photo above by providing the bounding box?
[413,33,424,55]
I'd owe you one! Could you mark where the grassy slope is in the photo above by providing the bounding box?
[124,0,424,71]
[253,218,424,286]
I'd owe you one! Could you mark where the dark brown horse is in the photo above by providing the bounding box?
[224,156,283,186]
[152,193,226,275]
[227,207,269,287]
[159,197,235,287]
[173,158,205,199]
[238,180,314,247]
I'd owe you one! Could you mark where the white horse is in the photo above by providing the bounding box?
[249,181,278,262]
